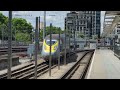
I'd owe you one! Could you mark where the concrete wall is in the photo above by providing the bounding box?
[0,56,20,70]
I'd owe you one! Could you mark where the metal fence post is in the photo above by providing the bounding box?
[58,27,60,70]
[64,23,67,65]
[69,26,71,62]
[15,28,16,46]
[43,11,46,40]
[38,16,40,50]
[34,17,39,79]
[49,23,52,76]
[7,11,12,79]
[73,21,76,51]
[2,27,4,47]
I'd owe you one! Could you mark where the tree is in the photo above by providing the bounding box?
[12,18,33,34]
[0,13,8,39]
[0,13,7,25]
[16,32,31,42]
[39,26,64,41]
[0,12,33,42]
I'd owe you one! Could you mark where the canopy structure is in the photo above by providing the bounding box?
[102,11,120,37]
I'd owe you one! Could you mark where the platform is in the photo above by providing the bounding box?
[87,49,120,79]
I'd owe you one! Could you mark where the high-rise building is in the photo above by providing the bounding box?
[65,11,101,39]
[40,22,44,30]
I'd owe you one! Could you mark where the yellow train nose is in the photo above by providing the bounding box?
[44,46,57,53]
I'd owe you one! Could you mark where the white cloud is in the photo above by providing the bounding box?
[0,11,105,31]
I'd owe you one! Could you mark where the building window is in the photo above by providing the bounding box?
[86,32,88,34]
[81,21,82,24]
[80,27,82,30]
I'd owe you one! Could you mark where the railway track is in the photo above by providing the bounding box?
[0,50,93,79]
[0,47,27,56]
[0,61,56,79]
[59,50,94,79]
[0,50,77,79]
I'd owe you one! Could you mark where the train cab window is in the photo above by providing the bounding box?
[46,40,57,45]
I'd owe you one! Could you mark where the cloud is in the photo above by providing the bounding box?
[0,11,105,31]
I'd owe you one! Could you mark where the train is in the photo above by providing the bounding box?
[41,34,70,60]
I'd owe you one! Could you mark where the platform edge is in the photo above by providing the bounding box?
[86,49,96,79]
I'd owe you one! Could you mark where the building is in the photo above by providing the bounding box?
[65,11,101,39]
[110,23,120,43]
[65,11,78,38]
[112,23,120,35]
[40,22,44,30]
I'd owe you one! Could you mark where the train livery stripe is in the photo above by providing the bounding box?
[43,40,58,53]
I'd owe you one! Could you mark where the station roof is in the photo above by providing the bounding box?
[105,11,120,15]
[102,11,120,37]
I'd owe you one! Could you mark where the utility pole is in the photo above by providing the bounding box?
[7,11,12,79]
[15,28,16,46]
[2,26,4,47]
[43,11,46,40]
[34,17,39,79]
[58,27,60,70]
[73,20,76,51]
[49,23,52,76]
[69,26,71,62]
[38,16,40,50]
[64,20,67,65]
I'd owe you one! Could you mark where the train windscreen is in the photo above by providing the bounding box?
[46,40,57,45]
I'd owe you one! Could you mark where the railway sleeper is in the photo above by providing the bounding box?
[30,65,57,79]
[0,63,33,79]
[18,65,49,79]
[12,64,47,79]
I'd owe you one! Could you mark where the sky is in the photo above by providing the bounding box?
[1,11,105,33]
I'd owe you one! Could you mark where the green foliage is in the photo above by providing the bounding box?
[0,12,33,42]
[0,13,7,25]
[12,18,33,34]
[39,26,64,41]
[16,32,31,42]
[0,13,8,39]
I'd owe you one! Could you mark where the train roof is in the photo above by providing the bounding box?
[45,34,65,40]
